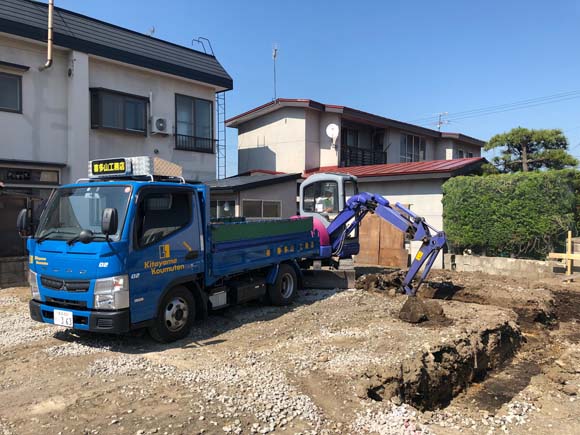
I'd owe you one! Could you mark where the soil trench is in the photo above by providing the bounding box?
[359,307,522,411]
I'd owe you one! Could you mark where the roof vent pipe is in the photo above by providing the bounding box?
[39,0,54,71]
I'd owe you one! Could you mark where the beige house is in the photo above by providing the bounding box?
[226,98,484,174]
[0,0,232,258]
[226,99,487,268]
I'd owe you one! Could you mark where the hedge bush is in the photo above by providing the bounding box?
[442,170,579,259]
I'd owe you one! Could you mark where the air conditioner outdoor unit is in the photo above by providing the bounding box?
[151,116,169,135]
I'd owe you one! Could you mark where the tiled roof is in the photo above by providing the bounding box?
[0,0,232,89]
[304,158,486,178]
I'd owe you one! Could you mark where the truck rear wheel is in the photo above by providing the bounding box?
[267,264,298,306]
[149,285,195,343]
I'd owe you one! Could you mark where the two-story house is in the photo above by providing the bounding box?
[227,98,483,173]
[0,0,232,265]
[226,98,486,268]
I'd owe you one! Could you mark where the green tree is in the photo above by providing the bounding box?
[485,127,578,172]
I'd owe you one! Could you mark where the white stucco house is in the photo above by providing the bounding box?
[226,98,486,267]
[0,0,232,259]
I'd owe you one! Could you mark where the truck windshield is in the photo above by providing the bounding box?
[35,185,131,242]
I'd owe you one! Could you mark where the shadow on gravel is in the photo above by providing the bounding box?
[49,288,344,355]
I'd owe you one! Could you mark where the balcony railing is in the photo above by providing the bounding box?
[340,146,387,167]
[175,135,216,153]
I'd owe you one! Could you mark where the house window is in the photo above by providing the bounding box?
[400,134,426,163]
[341,127,359,147]
[457,149,464,158]
[242,200,282,218]
[467,151,474,158]
[175,94,214,153]
[210,200,235,219]
[90,88,147,134]
[0,72,22,113]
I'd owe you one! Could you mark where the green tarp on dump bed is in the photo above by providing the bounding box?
[211,218,313,243]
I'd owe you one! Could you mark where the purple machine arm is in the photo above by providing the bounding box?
[325,192,447,296]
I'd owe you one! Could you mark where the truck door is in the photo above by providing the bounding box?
[127,187,202,324]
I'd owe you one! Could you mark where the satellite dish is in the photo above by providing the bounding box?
[325,123,340,147]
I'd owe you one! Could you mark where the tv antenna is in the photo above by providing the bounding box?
[436,112,449,131]
[272,43,278,100]
[147,26,155,37]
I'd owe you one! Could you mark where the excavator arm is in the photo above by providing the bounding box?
[325,192,446,296]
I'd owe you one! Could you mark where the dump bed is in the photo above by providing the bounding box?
[208,217,319,281]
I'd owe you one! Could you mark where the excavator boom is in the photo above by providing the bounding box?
[323,192,446,295]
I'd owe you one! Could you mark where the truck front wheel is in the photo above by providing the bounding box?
[267,264,298,306]
[149,285,195,343]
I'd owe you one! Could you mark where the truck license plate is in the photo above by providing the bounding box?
[53,309,73,327]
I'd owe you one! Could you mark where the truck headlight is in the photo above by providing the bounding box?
[29,270,40,300]
[93,275,129,310]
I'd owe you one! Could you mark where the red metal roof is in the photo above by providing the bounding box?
[304,158,485,178]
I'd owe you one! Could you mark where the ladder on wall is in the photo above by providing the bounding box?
[216,91,227,179]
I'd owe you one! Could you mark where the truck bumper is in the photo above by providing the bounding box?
[29,300,131,334]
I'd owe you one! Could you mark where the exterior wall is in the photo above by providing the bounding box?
[305,109,321,170]
[435,138,482,160]
[319,112,341,167]
[237,107,306,174]
[238,180,298,218]
[0,35,219,185]
[88,58,217,182]
[453,143,481,158]
[0,35,69,167]
[357,178,445,268]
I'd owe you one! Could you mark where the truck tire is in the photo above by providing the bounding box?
[149,285,195,343]
[267,264,298,306]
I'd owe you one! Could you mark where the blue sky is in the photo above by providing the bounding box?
[52,0,580,175]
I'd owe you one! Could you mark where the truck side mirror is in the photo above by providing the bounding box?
[101,208,118,237]
[16,208,32,238]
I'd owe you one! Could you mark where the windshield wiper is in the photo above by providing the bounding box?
[37,229,76,244]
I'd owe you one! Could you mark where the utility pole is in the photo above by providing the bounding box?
[436,112,449,131]
[272,44,278,100]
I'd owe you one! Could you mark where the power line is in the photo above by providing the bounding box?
[411,90,580,125]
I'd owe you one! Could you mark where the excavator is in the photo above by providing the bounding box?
[299,173,447,296]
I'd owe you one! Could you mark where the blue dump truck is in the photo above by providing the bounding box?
[17,156,446,342]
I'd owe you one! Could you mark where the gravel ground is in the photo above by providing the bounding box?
[0,272,579,435]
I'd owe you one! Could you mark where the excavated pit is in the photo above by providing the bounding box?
[283,289,524,413]
[356,298,521,410]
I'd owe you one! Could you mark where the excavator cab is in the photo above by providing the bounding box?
[299,173,358,224]
[299,173,360,258]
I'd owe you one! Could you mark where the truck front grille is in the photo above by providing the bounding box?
[41,276,90,292]
[44,296,87,310]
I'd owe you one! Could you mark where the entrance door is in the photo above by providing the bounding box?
[127,187,202,324]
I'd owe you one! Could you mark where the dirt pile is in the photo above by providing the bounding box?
[354,271,406,294]
[356,269,557,324]
[544,344,580,397]
[398,297,448,325]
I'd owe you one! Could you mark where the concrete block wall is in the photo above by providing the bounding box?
[0,257,28,289]
[443,254,566,280]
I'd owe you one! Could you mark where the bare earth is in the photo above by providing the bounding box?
[0,271,579,435]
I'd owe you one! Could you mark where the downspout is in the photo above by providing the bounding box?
[39,0,54,71]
